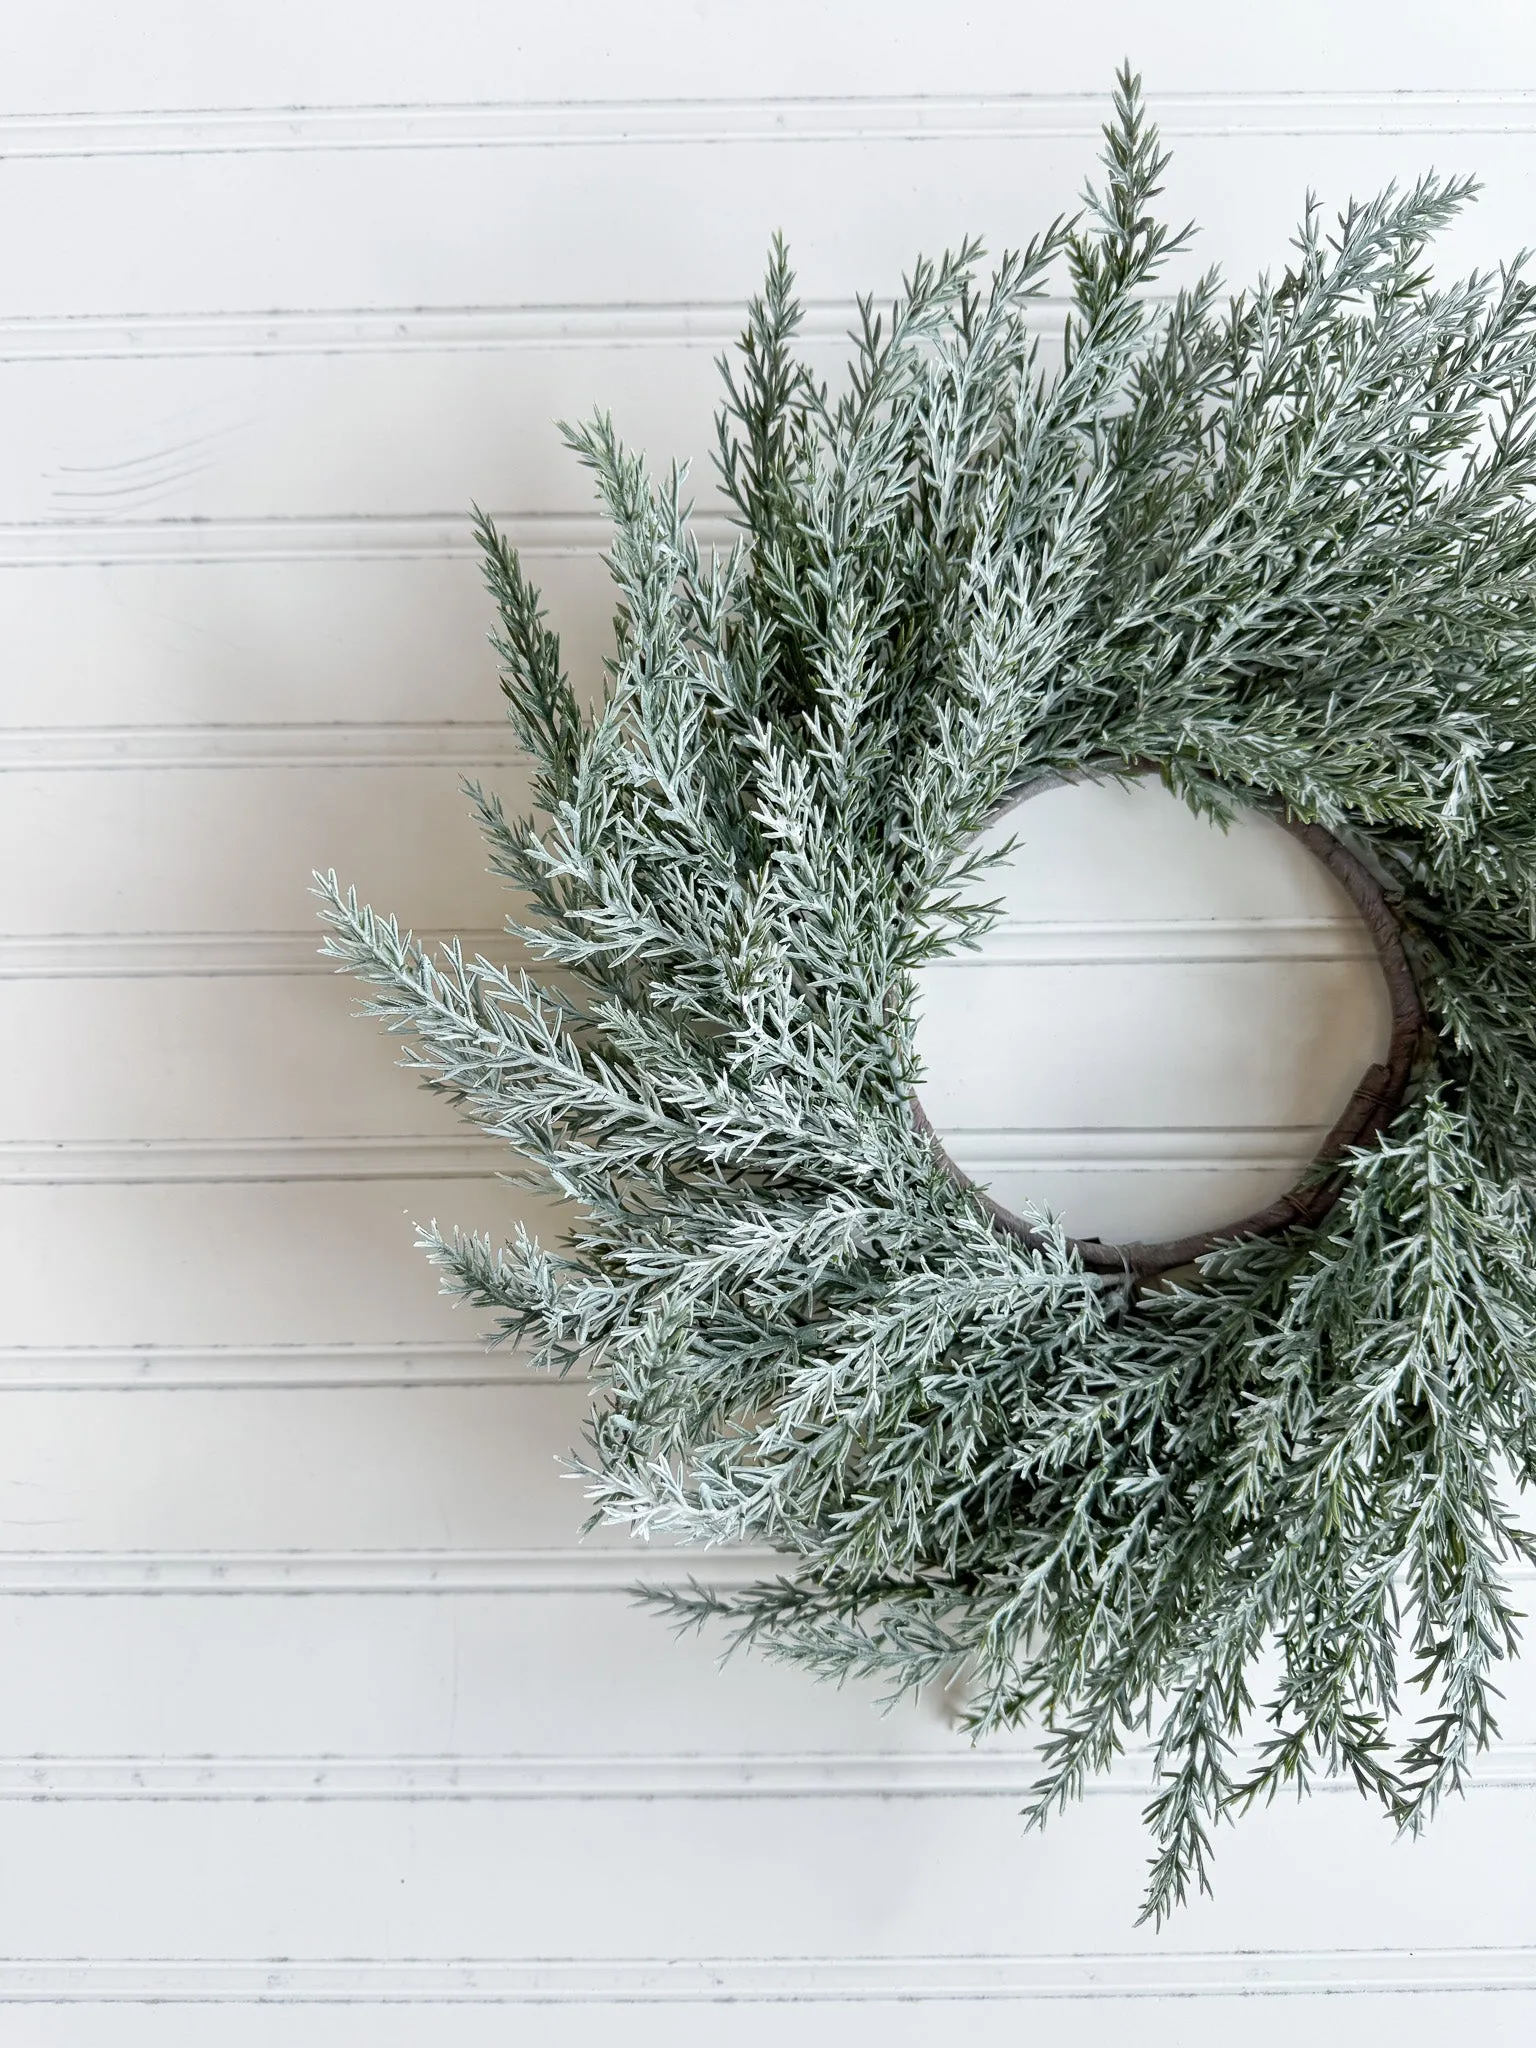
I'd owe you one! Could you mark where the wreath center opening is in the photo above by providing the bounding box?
[910,771,1406,1268]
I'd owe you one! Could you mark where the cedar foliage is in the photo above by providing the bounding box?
[318,70,1536,1916]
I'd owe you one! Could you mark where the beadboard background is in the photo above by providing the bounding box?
[5,4,1536,2039]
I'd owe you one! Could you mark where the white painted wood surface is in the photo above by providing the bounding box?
[4,5,1536,2034]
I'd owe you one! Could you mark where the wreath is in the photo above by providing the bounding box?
[319,71,1536,1918]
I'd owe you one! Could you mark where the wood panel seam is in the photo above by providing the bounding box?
[0,510,730,564]
[0,1750,1531,1798]
[0,1550,1527,1595]
[0,1344,556,1389]
[0,933,512,978]
[0,301,882,360]
[0,1949,1532,2001]
[0,1547,785,1593]
[1,91,1532,159]
[0,724,526,769]
[0,1129,1377,1183]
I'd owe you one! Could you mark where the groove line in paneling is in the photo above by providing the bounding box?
[0,511,741,566]
[939,1126,1327,1167]
[956,917,1372,964]
[0,1136,503,1183]
[0,1753,1051,1801]
[1,1947,1534,2002]
[0,933,513,979]
[0,299,877,360]
[2,91,1534,160]
[0,1344,557,1390]
[0,724,524,770]
[0,1753,1082,1801]
[0,923,1377,978]
[0,1548,781,1594]
[1,1748,1533,1799]
[3,1552,1527,1596]
[0,1126,1354,1183]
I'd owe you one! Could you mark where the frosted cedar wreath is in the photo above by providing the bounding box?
[320,70,1536,1917]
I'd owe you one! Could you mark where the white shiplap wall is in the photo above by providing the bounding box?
[5,5,1536,2039]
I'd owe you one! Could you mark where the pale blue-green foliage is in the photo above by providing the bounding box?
[317,68,1536,1919]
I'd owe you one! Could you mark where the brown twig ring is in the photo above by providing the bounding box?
[911,773,1428,1279]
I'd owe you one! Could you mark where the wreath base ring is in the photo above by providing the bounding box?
[911,774,1427,1278]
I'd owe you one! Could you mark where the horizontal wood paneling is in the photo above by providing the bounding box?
[0,1137,495,1182]
[0,963,1382,1140]
[1,1992,1533,2048]
[8,8,1536,2027]
[7,1,1531,108]
[0,1386,596,1549]
[0,510,736,565]
[0,725,521,768]
[0,1180,552,1347]
[0,1583,1530,1752]
[0,1588,930,1755]
[0,300,871,361]
[0,347,780,524]
[7,1750,1468,1799]
[1,1995,1534,2048]
[0,933,510,977]
[0,130,1527,321]
[0,1788,1528,1955]
[2,1948,1536,2001]
[918,957,1384,1119]
[14,93,1536,159]
[0,556,568,729]
[0,977,468,1139]
[0,1344,548,1389]
[0,764,515,932]
[913,777,1393,1237]
[0,1550,770,1592]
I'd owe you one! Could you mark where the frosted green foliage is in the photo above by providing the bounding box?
[317,69,1536,1918]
